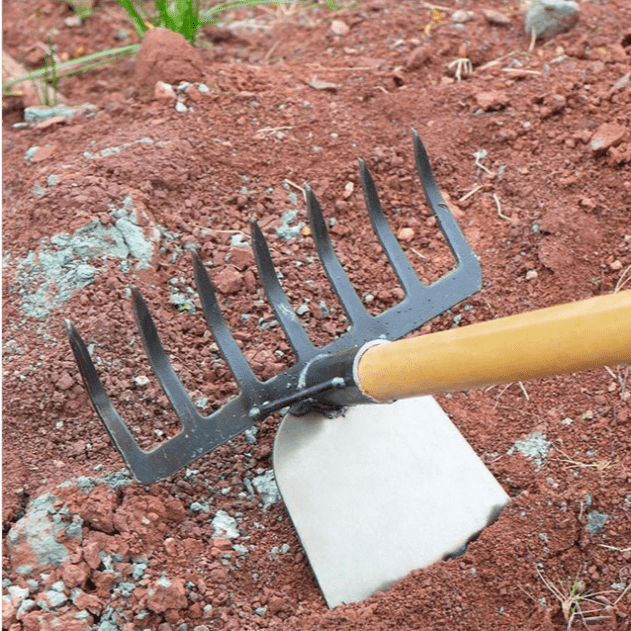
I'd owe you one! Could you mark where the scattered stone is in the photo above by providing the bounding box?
[154,80,177,104]
[73,264,97,288]
[71,589,103,614]
[244,427,258,445]
[451,10,475,24]
[134,28,205,96]
[307,78,339,92]
[74,485,117,534]
[56,372,74,391]
[5,585,29,607]
[226,246,254,271]
[398,227,415,241]
[539,93,566,118]
[175,99,188,113]
[132,375,150,388]
[507,431,552,468]
[35,115,67,130]
[211,510,239,539]
[252,470,281,509]
[475,90,510,111]
[7,493,83,575]
[60,561,90,589]
[24,103,97,123]
[590,122,628,156]
[612,72,631,93]
[26,144,57,163]
[146,575,188,614]
[189,501,210,513]
[330,19,350,36]
[42,588,68,609]
[9,228,122,316]
[213,266,243,295]
[524,0,579,40]
[585,510,609,534]
[275,210,305,240]
[526,269,538,280]
[170,292,196,312]
[482,9,511,26]
[64,15,83,27]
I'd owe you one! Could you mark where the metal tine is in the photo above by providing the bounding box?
[305,185,370,327]
[64,319,147,463]
[412,130,477,266]
[192,252,259,388]
[358,160,426,296]
[250,220,315,361]
[132,288,201,432]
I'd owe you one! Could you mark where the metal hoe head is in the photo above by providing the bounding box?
[66,131,482,484]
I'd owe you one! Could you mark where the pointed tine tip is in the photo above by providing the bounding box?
[305,183,318,212]
[191,249,208,283]
[63,318,75,336]
[412,131,432,173]
[191,248,202,266]
[250,218,264,241]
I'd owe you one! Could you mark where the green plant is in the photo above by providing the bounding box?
[2,0,335,103]
[118,0,307,45]
[2,45,140,100]
[536,569,620,629]
[68,0,96,20]
[39,40,60,106]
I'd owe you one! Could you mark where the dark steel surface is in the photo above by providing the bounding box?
[66,131,482,483]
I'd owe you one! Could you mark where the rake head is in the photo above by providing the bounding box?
[66,131,482,483]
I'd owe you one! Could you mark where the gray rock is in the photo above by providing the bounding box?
[24,103,97,123]
[585,511,609,534]
[525,0,579,40]
[211,510,240,539]
[7,493,82,575]
[44,589,68,609]
[507,431,551,468]
[9,194,158,318]
[252,470,281,508]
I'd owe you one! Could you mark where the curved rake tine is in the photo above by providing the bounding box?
[305,185,369,327]
[64,319,146,463]
[359,160,425,295]
[192,252,259,388]
[132,288,200,432]
[251,221,314,361]
[412,129,477,265]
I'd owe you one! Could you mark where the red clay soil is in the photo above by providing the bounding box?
[2,1,631,630]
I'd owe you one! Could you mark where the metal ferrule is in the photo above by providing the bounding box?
[299,340,388,410]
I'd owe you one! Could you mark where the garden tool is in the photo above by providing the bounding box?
[66,131,631,608]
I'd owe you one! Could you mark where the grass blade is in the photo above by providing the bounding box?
[118,0,149,38]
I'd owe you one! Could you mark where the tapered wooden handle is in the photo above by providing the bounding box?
[356,291,631,402]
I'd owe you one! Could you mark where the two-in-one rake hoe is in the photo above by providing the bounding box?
[66,132,631,607]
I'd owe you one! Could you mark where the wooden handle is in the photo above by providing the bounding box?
[356,291,631,402]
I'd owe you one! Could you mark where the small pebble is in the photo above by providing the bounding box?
[330,19,350,36]
[524,0,579,40]
[398,227,415,241]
